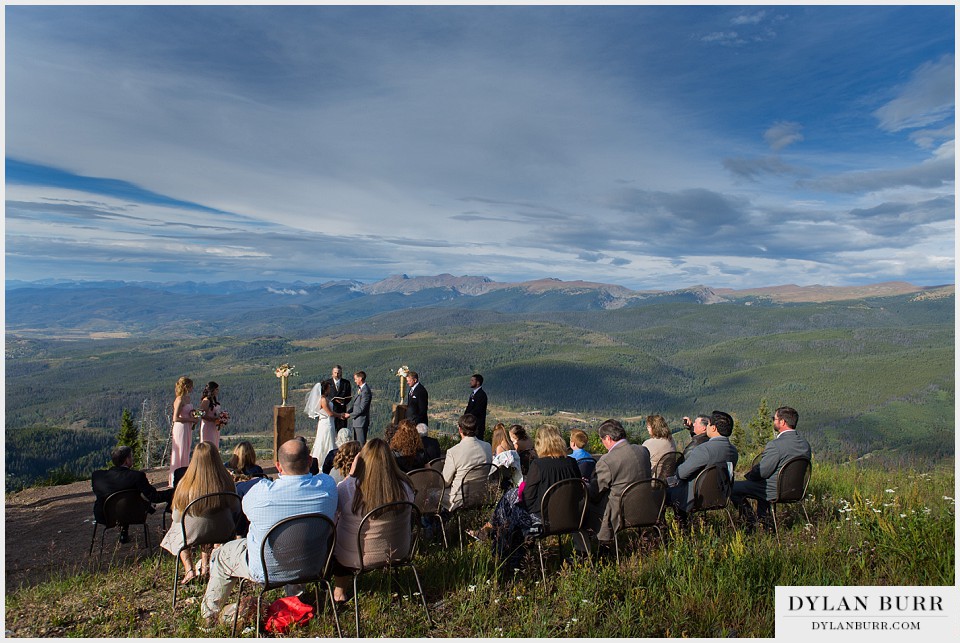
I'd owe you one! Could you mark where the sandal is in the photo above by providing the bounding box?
[180,570,198,586]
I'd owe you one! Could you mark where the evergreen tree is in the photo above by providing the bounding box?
[730,416,745,451]
[746,398,775,459]
[116,408,141,468]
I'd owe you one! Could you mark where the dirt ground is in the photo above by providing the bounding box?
[3,466,277,592]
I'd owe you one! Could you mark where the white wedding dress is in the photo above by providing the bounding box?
[305,383,337,461]
[312,409,336,461]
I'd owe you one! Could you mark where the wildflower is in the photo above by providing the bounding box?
[885,489,896,493]
[468,585,476,592]
[516,595,523,601]
[900,514,907,518]
[944,496,954,501]
[571,618,578,623]
[872,508,881,513]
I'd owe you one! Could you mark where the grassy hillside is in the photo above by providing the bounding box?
[4,462,954,637]
[5,294,953,489]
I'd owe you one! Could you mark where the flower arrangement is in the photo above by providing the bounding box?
[396,365,410,378]
[216,410,230,428]
[275,363,296,378]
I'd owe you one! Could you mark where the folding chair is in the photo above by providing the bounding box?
[352,501,430,637]
[613,478,667,564]
[232,513,342,637]
[89,489,152,556]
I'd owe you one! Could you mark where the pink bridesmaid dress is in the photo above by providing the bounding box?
[169,403,194,486]
[199,401,221,448]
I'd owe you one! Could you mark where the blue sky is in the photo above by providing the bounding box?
[5,4,955,289]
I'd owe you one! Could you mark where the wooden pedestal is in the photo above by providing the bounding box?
[273,405,296,462]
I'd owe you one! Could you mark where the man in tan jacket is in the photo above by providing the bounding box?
[586,419,652,546]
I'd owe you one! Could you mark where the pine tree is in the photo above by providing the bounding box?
[730,416,745,451]
[116,408,142,468]
[746,398,775,459]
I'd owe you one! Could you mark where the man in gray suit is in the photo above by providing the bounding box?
[441,414,492,511]
[348,371,372,445]
[667,410,739,517]
[586,418,652,546]
[731,406,811,525]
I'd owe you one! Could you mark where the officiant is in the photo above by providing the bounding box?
[325,364,352,430]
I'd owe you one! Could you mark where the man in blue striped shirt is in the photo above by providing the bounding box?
[200,438,337,627]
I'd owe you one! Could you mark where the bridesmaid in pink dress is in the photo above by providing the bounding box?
[198,381,222,448]
[170,377,198,486]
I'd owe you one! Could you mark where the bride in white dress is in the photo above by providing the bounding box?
[305,380,347,461]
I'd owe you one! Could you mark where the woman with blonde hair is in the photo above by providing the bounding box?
[490,423,521,488]
[170,376,199,486]
[226,441,264,478]
[642,414,677,475]
[160,441,236,584]
[331,438,414,602]
[390,419,427,472]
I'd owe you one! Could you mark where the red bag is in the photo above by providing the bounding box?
[264,595,315,634]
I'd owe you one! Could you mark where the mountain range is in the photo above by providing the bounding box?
[6,274,953,339]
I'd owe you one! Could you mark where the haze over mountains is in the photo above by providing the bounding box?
[6,274,953,340]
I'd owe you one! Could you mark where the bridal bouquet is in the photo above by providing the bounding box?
[216,410,231,428]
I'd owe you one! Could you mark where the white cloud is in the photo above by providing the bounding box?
[873,55,954,133]
[764,121,803,151]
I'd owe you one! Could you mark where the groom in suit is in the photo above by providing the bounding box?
[325,365,352,431]
[464,373,488,442]
[404,371,429,426]
[349,371,372,445]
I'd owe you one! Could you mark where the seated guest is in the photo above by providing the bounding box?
[641,414,677,475]
[490,423,522,489]
[390,419,428,473]
[682,414,711,456]
[383,423,399,447]
[441,414,493,511]
[585,419,652,547]
[160,441,237,584]
[200,439,337,627]
[731,406,811,525]
[331,439,415,603]
[226,441,264,478]
[92,445,172,543]
[667,411,739,520]
[330,441,361,484]
[322,428,356,475]
[484,425,580,564]
[417,423,442,461]
[510,424,537,475]
[568,429,596,479]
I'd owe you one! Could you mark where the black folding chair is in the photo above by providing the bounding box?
[89,489,152,556]
[689,463,735,529]
[409,467,448,548]
[449,461,495,550]
[232,513,342,637]
[426,458,445,473]
[769,456,812,545]
[528,478,590,586]
[171,491,242,608]
[653,451,684,480]
[352,501,430,637]
[613,478,667,564]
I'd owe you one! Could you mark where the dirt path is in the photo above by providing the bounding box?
[3,466,274,592]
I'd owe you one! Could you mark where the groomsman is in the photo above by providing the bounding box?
[349,371,372,445]
[464,373,488,441]
[326,365,352,430]
[404,371,429,426]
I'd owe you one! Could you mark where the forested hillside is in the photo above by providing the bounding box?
[5,291,954,490]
